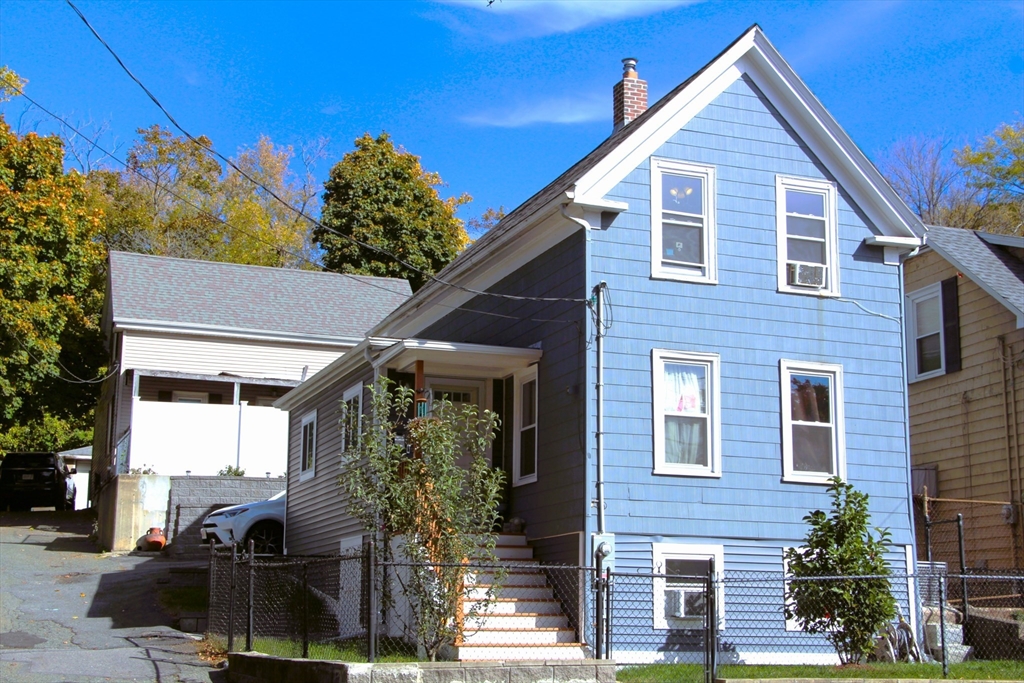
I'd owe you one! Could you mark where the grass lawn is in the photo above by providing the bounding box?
[248,636,418,662]
[617,660,1024,681]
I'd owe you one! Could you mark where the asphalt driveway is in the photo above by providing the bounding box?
[0,509,223,683]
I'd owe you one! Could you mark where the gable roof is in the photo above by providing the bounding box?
[923,226,1024,327]
[372,24,923,338]
[106,251,411,345]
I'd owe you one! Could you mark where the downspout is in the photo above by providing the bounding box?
[561,203,608,535]
[998,335,1020,565]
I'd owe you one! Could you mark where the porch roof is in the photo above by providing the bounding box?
[374,339,542,379]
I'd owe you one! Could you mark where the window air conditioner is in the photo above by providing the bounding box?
[665,588,686,618]
[665,587,705,618]
[787,262,826,288]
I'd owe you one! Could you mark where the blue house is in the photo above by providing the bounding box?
[277,26,924,663]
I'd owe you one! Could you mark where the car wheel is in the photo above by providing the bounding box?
[245,521,283,555]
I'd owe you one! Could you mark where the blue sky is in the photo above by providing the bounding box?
[1,0,1021,224]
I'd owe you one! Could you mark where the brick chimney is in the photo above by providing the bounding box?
[613,58,647,131]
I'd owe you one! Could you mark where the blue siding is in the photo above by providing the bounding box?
[420,233,588,541]
[591,74,913,550]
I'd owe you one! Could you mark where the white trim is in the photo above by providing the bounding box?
[905,283,945,383]
[340,383,362,461]
[780,359,846,484]
[776,175,840,297]
[651,350,722,478]
[299,409,317,482]
[171,390,208,404]
[650,159,718,284]
[905,544,918,638]
[651,542,725,630]
[512,367,538,486]
[113,319,363,347]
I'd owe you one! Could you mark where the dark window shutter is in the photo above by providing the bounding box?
[941,276,961,374]
[209,393,223,404]
[157,391,172,402]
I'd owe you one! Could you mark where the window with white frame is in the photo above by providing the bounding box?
[776,176,839,296]
[780,360,845,483]
[652,543,725,630]
[299,410,317,481]
[341,384,362,456]
[651,158,717,283]
[172,390,208,404]
[652,350,721,477]
[906,279,960,382]
[513,368,538,486]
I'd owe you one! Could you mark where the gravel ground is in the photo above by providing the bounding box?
[0,509,225,683]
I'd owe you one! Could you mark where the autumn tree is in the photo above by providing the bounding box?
[956,121,1023,235]
[314,133,470,291]
[0,72,107,452]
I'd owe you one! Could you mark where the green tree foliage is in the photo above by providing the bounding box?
[90,127,324,266]
[338,378,505,661]
[315,133,470,291]
[0,110,106,453]
[880,121,1023,235]
[784,477,896,665]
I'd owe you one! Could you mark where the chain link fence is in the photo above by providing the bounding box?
[208,543,1023,673]
[918,497,1022,570]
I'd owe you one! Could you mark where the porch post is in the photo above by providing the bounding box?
[415,360,427,418]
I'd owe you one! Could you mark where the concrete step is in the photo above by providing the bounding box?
[464,613,569,630]
[460,627,578,645]
[466,584,553,601]
[465,570,548,587]
[453,644,588,661]
[492,545,534,561]
[464,598,563,615]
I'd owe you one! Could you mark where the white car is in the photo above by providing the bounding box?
[200,491,285,554]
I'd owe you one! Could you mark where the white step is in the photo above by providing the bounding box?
[454,644,588,661]
[465,585,552,601]
[464,613,569,630]
[460,627,578,645]
[465,570,548,586]
[492,545,534,560]
[465,598,563,615]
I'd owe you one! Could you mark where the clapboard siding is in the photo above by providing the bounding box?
[420,233,587,540]
[285,366,374,556]
[591,75,912,548]
[122,331,347,381]
[905,248,1024,514]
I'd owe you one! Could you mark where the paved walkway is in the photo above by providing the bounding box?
[0,509,223,683]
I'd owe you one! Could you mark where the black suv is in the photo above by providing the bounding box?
[0,452,77,511]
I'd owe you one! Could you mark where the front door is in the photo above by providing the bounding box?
[426,379,486,471]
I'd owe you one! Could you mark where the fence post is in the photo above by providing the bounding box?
[227,543,237,652]
[367,539,377,663]
[207,540,216,635]
[246,538,255,652]
[594,553,605,659]
[938,565,949,678]
[956,513,968,627]
[707,556,717,683]
[302,561,309,659]
[605,570,613,660]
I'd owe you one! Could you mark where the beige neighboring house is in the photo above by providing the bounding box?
[905,226,1024,568]
[92,251,410,550]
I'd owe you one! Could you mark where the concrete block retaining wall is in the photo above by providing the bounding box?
[167,476,285,557]
[227,653,616,683]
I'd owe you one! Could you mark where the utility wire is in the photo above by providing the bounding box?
[65,0,590,306]
[13,88,583,329]
[5,330,120,385]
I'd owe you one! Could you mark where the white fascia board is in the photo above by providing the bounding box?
[373,338,543,371]
[273,337,395,411]
[113,319,363,348]
[865,236,922,249]
[372,198,580,339]
[924,241,1024,328]
[574,28,922,241]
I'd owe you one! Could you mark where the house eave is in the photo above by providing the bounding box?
[112,319,363,348]
[273,337,398,412]
[923,240,1024,329]
[373,338,543,378]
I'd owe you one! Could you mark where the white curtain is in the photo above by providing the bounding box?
[664,363,707,465]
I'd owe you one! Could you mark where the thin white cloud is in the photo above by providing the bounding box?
[461,94,606,127]
[435,0,697,41]
[786,0,903,73]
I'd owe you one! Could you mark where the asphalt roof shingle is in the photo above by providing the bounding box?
[925,226,1024,318]
[108,251,411,340]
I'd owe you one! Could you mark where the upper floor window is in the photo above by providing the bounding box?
[652,349,721,478]
[780,359,845,484]
[651,158,717,283]
[300,409,317,481]
[341,384,362,456]
[906,278,961,382]
[776,176,839,296]
[513,368,538,486]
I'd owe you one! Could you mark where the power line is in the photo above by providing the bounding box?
[5,330,120,385]
[12,88,583,329]
[64,0,590,306]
